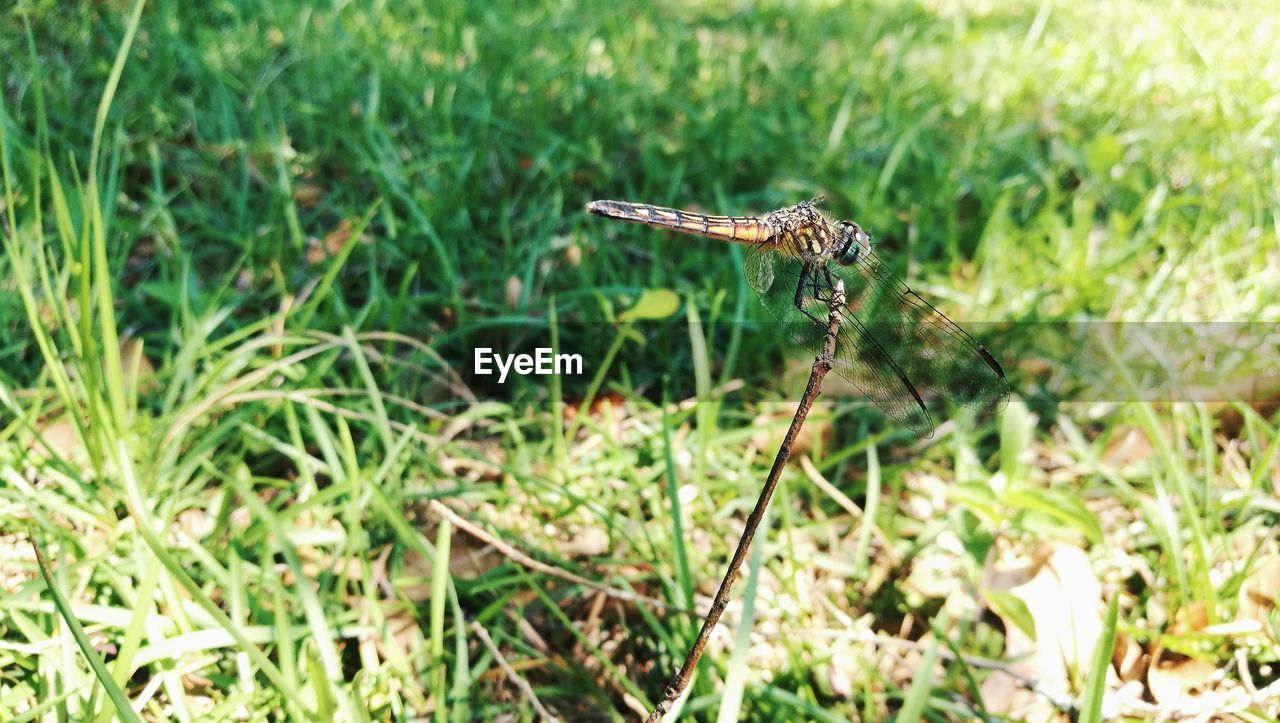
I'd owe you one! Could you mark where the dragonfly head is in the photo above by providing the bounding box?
[833,221,871,266]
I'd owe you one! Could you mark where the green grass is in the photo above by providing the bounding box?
[2,0,1279,720]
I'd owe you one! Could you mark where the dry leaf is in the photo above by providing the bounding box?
[557,526,610,558]
[292,183,325,206]
[1112,630,1147,682]
[306,219,361,264]
[1102,426,1155,467]
[1236,554,1280,632]
[399,528,505,602]
[563,243,582,267]
[562,391,629,434]
[1171,600,1210,636]
[750,400,830,458]
[29,417,86,467]
[1146,648,1218,704]
[504,276,523,309]
[120,336,156,394]
[980,542,1110,719]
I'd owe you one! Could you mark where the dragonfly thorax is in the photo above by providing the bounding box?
[763,201,870,266]
[765,201,843,263]
[833,220,870,267]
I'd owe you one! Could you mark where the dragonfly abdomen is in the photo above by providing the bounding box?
[586,200,773,244]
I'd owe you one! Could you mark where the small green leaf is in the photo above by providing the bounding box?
[619,288,680,321]
[306,645,336,719]
[1004,488,1104,545]
[593,291,617,323]
[945,482,1004,525]
[1084,134,1123,176]
[999,395,1033,480]
[983,589,1037,642]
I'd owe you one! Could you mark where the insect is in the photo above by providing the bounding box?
[586,198,1010,436]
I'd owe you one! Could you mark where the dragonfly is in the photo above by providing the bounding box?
[586,198,1010,437]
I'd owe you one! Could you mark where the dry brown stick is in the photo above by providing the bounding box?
[427,499,687,614]
[797,454,900,568]
[645,280,847,722]
[470,621,561,722]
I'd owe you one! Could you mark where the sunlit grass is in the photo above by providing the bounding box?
[2,0,1278,720]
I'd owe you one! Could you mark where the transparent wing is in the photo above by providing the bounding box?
[830,250,1010,414]
[745,243,936,436]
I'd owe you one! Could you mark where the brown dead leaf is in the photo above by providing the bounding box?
[1111,630,1148,683]
[1146,647,1219,705]
[1203,373,1280,438]
[1236,554,1280,632]
[750,400,830,458]
[562,391,628,429]
[399,528,505,602]
[291,183,325,207]
[1102,426,1155,467]
[304,238,326,265]
[305,218,362,265]
[120,336,156,394]
[980,542,1110,719]
[504,276,523,309]
[563,242,582,267]
[29,417,87,467]
[322,220,356,255]
[1171,600,1210,636]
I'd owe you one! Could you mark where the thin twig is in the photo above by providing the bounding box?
[797,454,900,568]
[426,500,687,614]
[645,281,847,722]
[470,621,561,722]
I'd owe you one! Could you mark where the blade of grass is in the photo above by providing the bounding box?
[229,467,355,719]
[431,517,453,723]
[32,539,144,723]
[661,390,694,612]
[895,631,941,723]
[688,297,714,485]
[291,202,381,330]
[116,442,313,717]
[95,549,164,723]
[1078,595,1119,723]
[851,441,880,579]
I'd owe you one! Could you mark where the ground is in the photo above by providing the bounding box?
[1,0,1278,720]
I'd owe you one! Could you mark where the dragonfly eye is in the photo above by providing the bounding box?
[835,221,868,265]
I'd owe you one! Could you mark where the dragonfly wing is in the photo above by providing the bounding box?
[828,252,1010,412]
[744,243,935,436]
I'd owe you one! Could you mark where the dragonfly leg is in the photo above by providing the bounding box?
[792,264,824,325]
[810,265,842,308]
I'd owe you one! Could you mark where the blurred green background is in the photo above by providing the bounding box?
[2,0,1278,720]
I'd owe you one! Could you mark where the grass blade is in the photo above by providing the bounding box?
[431,518,453,722]
[895,633,941,723]
[1078,595,1119,723]
[32,540,144,723]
